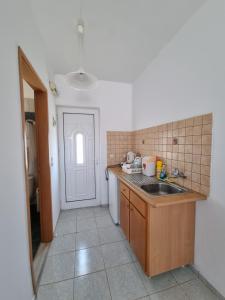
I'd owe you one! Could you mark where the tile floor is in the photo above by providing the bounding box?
[37,206,221,300]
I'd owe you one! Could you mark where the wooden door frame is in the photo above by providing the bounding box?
[18,47,53,291]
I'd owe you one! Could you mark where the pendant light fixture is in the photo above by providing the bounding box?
[66,0,98,90]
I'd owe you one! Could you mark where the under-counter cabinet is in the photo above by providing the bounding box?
[129,202,147,270]
[120,181,196,277]
[120,182,147,271]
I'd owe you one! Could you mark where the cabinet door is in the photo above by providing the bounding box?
[120,193,130,240]
[130,203,146,270]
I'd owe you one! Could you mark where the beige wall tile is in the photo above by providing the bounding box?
[201,185,210,195]
[185,136,193,145]
[201,155,211,166]
[186,127,193,136]
[202,145,212,156]
[178,128,186,136]
[202,135,212,145]
[185,117,194,127]
[193,115,203,126]
[178,137,185,145]
[192,172,201,184]
[193,145,202,155]
[185,162,192,172]
[185,144,193,153]
[193,135,201,145]
[201,175,210,186]
[193,126,202,136]
[192,182,201,193]
[192,154,201,164]
[178,145,185,153]
[203,113,213,125]
[192,164,200,174]
[178,153,185,161]
[201,165,210,176]
[202,124,212,135]
[185,153,192,163]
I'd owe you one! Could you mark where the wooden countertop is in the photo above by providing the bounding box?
[108,166,206,208]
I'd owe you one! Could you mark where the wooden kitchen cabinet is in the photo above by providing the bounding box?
[119,180,196,277]
[120,193,130,240]
[130,203,146,271]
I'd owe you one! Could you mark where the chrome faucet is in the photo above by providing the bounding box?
[171,168,186,179]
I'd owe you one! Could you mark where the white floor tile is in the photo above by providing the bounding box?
[59,209,77,220]
[48,234,76,256]
[74,270,111,300]
[37,279,73,300]
[135,262,176,295]
[123,240,138,262]
[75,246,104,277]
[55,219,76,236]
[101,241,132,268]
[98,226,124,244]
[76,208,95,220]
[150,286,188,300]
[77,217,97,232]
[95,214,114,228]
[171,266,197,284]
[93,206,109,217]
[75,229,100,250]
[106,263,148,300]
[40,252,75,285]
[181,279,218,300]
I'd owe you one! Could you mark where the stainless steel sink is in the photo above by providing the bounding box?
[141,182,187,196]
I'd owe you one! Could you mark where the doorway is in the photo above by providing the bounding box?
[18,47,53,291]
[23,80,41,258]
[58,107,100,210]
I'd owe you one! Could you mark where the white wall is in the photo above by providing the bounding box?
[55,75,132,205]
[0,1,59,299]
[133,0,225,296]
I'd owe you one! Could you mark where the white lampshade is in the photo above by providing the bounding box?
[66,69,98,91]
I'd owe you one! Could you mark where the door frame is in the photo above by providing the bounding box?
[18,47,53,291]
[57,106,100,209]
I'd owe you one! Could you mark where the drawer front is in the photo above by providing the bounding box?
[120,182,130,199]
[130,191,147,217]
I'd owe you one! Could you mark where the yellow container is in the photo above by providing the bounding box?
[156,160,163,178]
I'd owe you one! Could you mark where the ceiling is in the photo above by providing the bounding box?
[31,0,206,83]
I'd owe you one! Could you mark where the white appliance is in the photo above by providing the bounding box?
[126,151,136,163]
[142,156,156,176]
[108,169,119,224]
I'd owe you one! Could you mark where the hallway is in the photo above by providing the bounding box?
[37,206,218,300]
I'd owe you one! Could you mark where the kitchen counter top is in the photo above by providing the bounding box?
[108,166,206,208]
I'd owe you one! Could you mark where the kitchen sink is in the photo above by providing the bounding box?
[141,182,187,196]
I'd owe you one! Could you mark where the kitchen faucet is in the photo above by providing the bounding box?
[171,168,187,179]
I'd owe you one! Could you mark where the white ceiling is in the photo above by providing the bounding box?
[31,0,206,83]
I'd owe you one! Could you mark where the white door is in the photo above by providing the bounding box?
[58,107,100,209]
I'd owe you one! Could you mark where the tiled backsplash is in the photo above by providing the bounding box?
[107,131,134,166]
[107,113,212,195]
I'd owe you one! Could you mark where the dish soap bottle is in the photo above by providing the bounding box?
[156,160,163,179]
[160,164,167,180]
